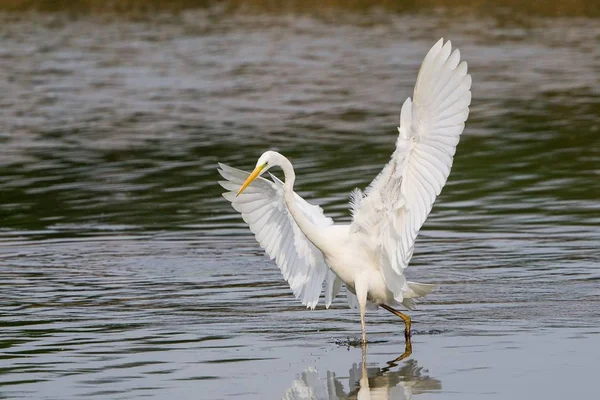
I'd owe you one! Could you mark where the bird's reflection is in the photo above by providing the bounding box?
[283,345,441,400]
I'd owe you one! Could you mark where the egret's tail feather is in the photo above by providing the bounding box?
[406,281,439,298]
[401,298,417,310]
[400,281,439,310]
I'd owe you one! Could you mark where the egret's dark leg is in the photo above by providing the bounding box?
[381,304,412,340]
[381,304,412,360]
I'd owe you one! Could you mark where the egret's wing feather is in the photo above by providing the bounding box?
[324,269,343,308]
[218,163,333,309]
[346,288,359,310]
[351,39,471,301]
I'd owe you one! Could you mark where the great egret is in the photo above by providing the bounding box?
[218,38,471,345]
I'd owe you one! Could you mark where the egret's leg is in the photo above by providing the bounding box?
[381,304,412,340]
[355,276,369,344]
[381,304,412,360]
[359,303,367,344]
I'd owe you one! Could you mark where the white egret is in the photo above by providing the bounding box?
[218,38,471,345]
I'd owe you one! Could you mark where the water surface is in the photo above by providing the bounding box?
[1,5,599,400]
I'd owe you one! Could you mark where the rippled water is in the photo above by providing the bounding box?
[1,5,599,400]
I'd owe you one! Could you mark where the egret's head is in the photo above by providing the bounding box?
[236,151,277,196]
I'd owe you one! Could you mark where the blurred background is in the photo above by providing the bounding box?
[1,1,599,399]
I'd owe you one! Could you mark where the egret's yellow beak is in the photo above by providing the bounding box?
[237,164,266,196]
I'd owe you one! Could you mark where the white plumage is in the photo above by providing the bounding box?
[351,38,471,303]
[218,38,471,343]
[218,164,333,309]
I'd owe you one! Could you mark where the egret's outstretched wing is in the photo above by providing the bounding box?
[218,163,335,309]
[350,39,471,301]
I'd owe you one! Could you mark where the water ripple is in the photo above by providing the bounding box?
[1,6,599,400]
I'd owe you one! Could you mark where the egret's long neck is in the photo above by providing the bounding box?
[278,157,329,252]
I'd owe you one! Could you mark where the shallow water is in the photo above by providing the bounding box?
[1,4,599,400]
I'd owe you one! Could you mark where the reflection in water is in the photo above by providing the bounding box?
[283,346,440,400]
